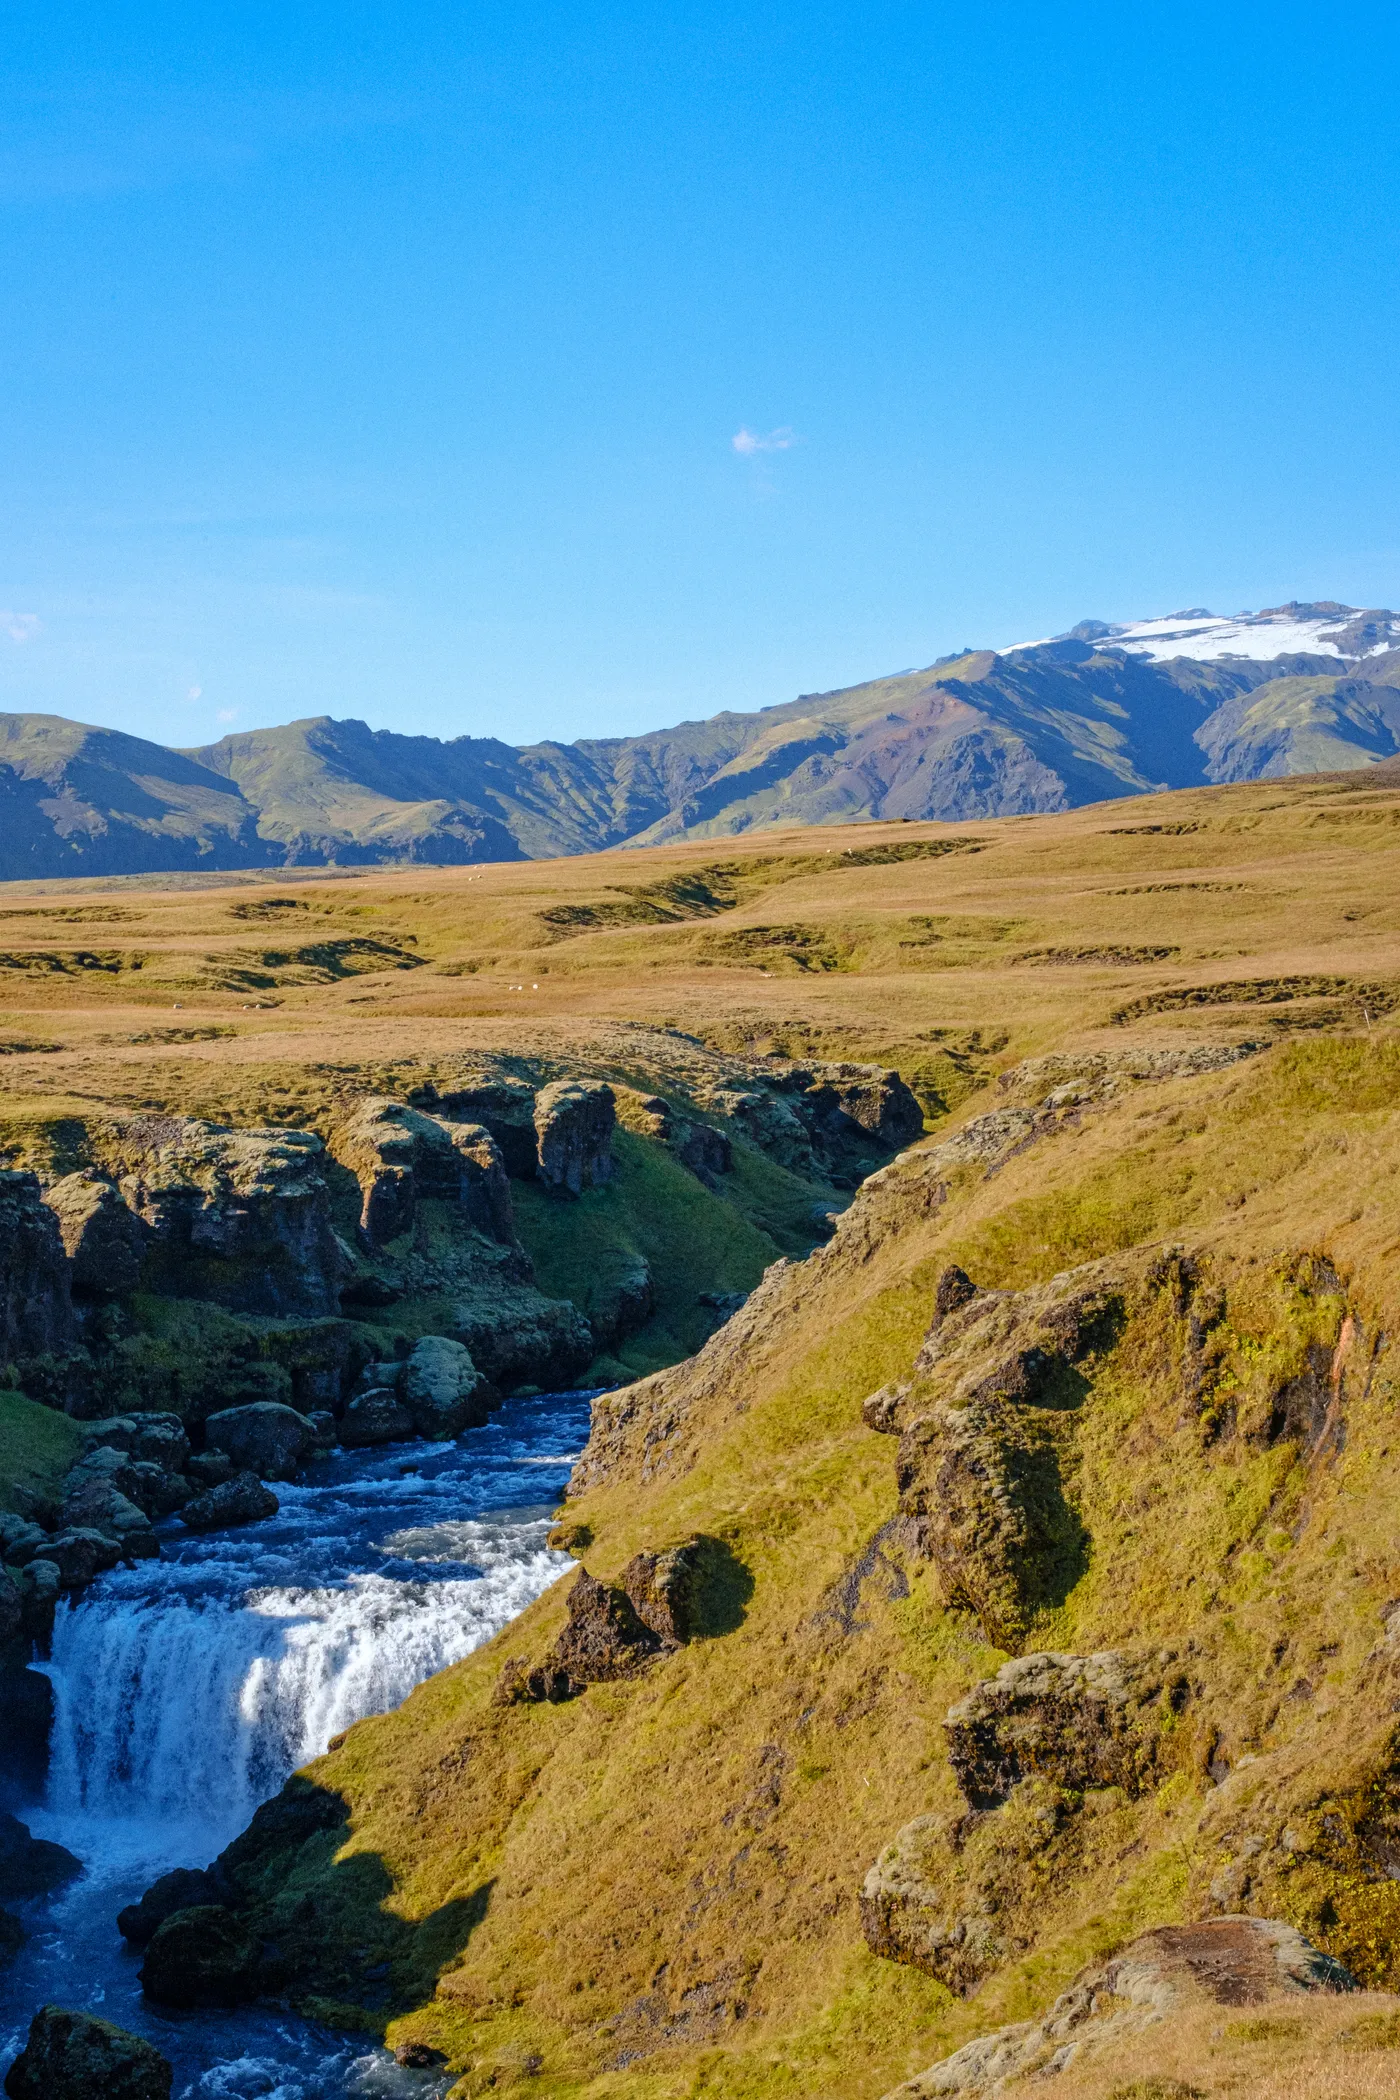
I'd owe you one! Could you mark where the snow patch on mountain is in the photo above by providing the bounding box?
[1006,602,1400,664]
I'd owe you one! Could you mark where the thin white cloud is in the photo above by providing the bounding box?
[732,426,798,456]
[188,684,203,701]
[216,707,240,724]
[0,611,40,643]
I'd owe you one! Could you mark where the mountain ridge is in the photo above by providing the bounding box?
[4,601,1400,879]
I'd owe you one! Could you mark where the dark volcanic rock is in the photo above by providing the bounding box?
[0,1909,22,1965]
[790,1060,925,1152]
[43,1528,126,1587]
[43,1170,147,1297]
[118,1866,230,1947]
[621,1542,702,1645]
[180,1472,279,1532]
[673,1118,732,1183]
[139,1904,261,2007]
[58,1481,158,1559]
[328,1097,519,1250]
[944,1648,1190,1809]
[116,1118,345,1318]
[0,1667,53,1803]
[501,1558,692,1703]
[552,1568,666,1682]
[449,1292,593,1391]
[203,1400,317,1480]
[339,1389,416,1447]
[0,1169,76,1362]
[533,1080,615,1194]
[3,2004,172,2100]
[79,1414,190,1471]
[0,1813,82,1900]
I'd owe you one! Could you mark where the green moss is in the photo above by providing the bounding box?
[0,1385,82,1515]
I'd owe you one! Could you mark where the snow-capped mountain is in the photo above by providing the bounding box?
[1009,601,1400,664]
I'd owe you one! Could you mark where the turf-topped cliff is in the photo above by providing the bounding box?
[6,599,1400,874]
[127,1030,1400,2096]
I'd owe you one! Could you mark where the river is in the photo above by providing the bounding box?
[0,1389,594,2098]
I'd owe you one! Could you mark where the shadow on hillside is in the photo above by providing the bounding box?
[150,1778,496,2020]
[686,1535,755,1638]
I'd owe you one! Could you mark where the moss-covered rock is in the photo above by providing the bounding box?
[139,1903,261,2008]
[3,2005,171,2100]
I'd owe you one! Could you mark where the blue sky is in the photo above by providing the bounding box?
[1,1,1398,750]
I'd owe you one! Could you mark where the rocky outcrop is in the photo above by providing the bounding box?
[180,1472,279,1532]
[880,1917,1354,2096]
[78,1413,190,1472]
[402,1335,492,1437]
[329,1098,518,1251]
[3,2005,172,2100]
[43,1170,147,1297]
[860,1779,1074,1994]
[58,1479,157,1560]
[866,1262,1124,1649]
[117,1865,230,1946]
[497,1546,700,1704]
[944,1649,1192,1809]
[203,1400,317,1480]
[0,1169,76,1365]
[115,1118,345,1318]
[0,1813,81,1900]
[139,1903,261,2008]
[65,1445,189,1522]
[408,1073,540,1178]
[533,1080,615,1194]
[449,1289,593,1392]
[785,1060,924,1152]
[704,1087,813,1173]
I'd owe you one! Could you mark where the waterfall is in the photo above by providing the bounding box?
[3,1392,591,2098]
[36,1397,589,1860]
[44,1556,557,1843]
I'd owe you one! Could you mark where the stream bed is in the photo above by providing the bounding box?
[0,1389,594,2098]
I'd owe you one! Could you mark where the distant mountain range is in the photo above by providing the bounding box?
[3,599,1400,878]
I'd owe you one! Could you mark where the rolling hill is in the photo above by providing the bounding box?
[3,600,1400,879]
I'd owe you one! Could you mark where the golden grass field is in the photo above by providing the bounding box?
[1,767,1398,1133]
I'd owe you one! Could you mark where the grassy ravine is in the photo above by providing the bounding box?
[9,777,1400,2091]
[212,1031,1400,2097]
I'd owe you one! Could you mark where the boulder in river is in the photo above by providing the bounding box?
[403,1335,492,1438]
[42,1528,126,1588]
[139,1903,261,2008]
[3,2004,172,2100]
[58,1484,158,1561]
[180,1472,279,1532]
[0,1813,82,1901]
[203,1400,318,1481]
[339,1389,416,1447]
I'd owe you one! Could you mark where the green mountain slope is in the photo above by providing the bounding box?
[4,620,1400,877]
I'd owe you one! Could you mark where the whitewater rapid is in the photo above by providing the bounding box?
[1,1389,593,2099]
